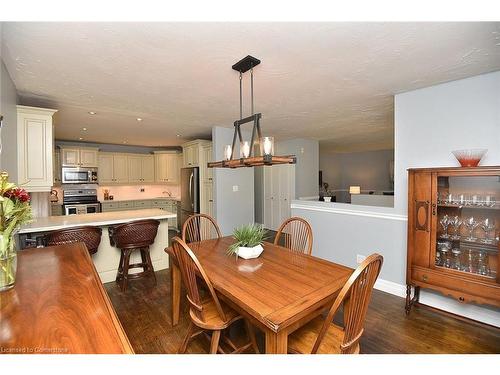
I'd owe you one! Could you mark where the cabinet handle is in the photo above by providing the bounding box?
[458,296,465,302]
[422,275,428,282]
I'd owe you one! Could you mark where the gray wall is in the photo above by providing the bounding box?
[276,138,319,198]
[0,60,18,180]
[212,126,254,235]
[320,149,394,192]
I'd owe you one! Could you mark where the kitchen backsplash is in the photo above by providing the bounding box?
[52,184,180,203]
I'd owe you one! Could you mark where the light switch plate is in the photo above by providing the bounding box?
[232,185,239,192]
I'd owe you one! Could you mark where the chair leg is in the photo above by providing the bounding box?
[116,250,124,282]
[121,249,131,292]
[144,247,157,286]
[178,322,195,354]
[245,320,260,354]
[210,330,221,354]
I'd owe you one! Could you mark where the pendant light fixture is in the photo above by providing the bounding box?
[208,55,296,168]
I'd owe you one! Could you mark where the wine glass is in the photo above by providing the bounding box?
[480,218,496,244]
[463,217,480,241]
[439,215,450,239]
[451,248,462,271]
[441,245,451,268]
[449,216,462,240]
[477,251,490,276]
[464,249,475,274]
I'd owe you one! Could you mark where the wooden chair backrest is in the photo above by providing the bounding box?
[170,237,226,322]
[312,253,383,354]
[274,217,313,255]
[45,226,102,255]
[182,214,222,244]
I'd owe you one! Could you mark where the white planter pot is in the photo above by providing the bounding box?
[236,244,264,259]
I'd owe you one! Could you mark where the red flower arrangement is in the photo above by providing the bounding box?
[3,188,30,203]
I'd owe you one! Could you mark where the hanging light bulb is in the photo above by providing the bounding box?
[223,145,232,161]
[240,141,250,158]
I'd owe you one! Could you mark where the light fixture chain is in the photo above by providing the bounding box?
[250,67,254,115]
[239,71,243,120]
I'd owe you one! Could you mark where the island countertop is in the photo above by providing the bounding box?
[0,242,134,354]
[18,208,176,234]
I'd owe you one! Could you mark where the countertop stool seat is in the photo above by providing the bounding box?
[109,219,160,292]
[45,226,102,255]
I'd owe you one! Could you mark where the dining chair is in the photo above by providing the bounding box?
[182,213,222,244]
[274,217,313,255]
[45,226,102,255]
[171,237,259,354]
[287,253,383,354]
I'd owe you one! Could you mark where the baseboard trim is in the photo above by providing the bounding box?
[373,278,500,328]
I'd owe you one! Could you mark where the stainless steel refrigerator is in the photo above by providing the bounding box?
[180,167,200,230]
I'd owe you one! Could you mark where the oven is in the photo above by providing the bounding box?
[63,189,101,215]
[62,167,98,184]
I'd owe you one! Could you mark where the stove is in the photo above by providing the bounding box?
[63,189,101,215]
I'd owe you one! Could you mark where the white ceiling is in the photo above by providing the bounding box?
[2,22,500,152]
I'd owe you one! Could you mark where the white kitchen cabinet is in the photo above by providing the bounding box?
[98,153,129,184]
[128,155,155,183]
[60,146,99,167]
[201,182,214,217]
[16,105,57,192]
[154,151,180,184]
[53,148,62,185]
[260,164,295,231]
[182,143,199,167]
[201,144,213,183]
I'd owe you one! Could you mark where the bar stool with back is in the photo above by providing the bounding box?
[45,226,102,255]
[109,219,160,292]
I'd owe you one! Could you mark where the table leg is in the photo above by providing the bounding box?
[265,330,288,354]
[170,258,181,326]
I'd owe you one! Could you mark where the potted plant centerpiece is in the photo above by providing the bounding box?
[0,172,32,291]
[227,224,267,259]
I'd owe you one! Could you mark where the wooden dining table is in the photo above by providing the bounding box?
[165,236,353,354]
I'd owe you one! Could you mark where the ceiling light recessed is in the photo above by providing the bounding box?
[136,118,143,122]
[82,127,87,131]
[88,111,96,115]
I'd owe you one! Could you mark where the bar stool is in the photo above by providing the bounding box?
[109,219,160,292]
[45,226,102,255]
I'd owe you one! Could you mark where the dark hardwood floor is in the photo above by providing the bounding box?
[104,268,500,354]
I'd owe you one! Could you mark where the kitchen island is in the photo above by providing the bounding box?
[18,208,175,283]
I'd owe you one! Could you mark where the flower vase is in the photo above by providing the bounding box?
[0,235,17,291]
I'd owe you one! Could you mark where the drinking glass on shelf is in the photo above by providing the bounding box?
[463,217,480,241]
[471,194,480,206]
[439,215,450,238]
[477,251,490,276]
[444,193,453,205]
[457,194,467,206]
[451,248,462,271]
[484,195,496,208]
[435,250,442,266]
[439,243,451,268]
[452,194,461,206]
[449,216,462,240]
[464,249,475,274]
[480,218,496,244]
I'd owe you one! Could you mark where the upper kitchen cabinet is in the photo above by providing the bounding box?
[129,154,155,183]
[98,153,129,184]
[154,151,180,184]
[16,105,58,192]
[60,146,99,167]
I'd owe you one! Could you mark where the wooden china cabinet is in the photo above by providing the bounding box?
[406,166,500,314]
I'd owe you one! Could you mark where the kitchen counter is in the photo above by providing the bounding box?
[0,242,133,353]
[19,208,175,233]
[18,209,174,283]
[101,196,181,202]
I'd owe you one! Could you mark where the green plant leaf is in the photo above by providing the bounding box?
[226,224,267,257]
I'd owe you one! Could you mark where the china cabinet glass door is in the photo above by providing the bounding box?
[434,174,499,282]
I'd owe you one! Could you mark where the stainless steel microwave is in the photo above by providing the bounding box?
[61,167,98,184]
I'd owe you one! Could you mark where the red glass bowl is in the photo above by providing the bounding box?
[452,149,487,167]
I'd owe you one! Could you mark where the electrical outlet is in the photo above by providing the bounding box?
[232,185,239,192]
[356,254,366,264]
[140,188,145,192]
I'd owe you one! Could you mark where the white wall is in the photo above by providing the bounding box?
[212,126,254,235]
[276,138,319,198]
[292,71,500,326]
